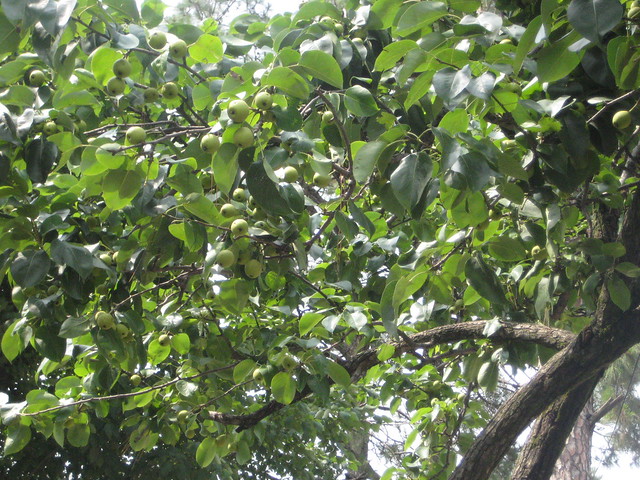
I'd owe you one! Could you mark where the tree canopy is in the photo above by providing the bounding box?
[2,0,640,478]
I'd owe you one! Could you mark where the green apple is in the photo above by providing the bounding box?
[630,6,640,18]
[95,284,109,295]
[161,82,180,100]
[169,39,188,59]
[99,253,113,265]
[200,133,220,153]
[322,111,334,124]
[130,374,142,386]
[43,121,58,136]
[177,410,189,423]
[283,166,298,182]
[28,69,46,87]
[233,126,254,148]
[106,76,126,96]
[148,31,167,50]
[216,249,236,268]
[280,354,298,371]
[95,311,115,330]
[334,22,344,35]
[158,334,171,347]
[113,58,132,78]
[252,365,275,385]
[613,110,632,129]
[126,126,146,145]
[143,87,160,103]
[531,245,548,261]
[244,259,262,278]
[116,323,131,339]
[230,218,249,237]
[228,99,250,123]
[220,203,240,218]
[232,188,246,202]
[499,38,512,45]
[254,91,273,110]
[313,172,332,187]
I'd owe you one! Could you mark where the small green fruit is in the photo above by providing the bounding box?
[216,249,236,268]
[232,188,246,202]
[230,218,249,237]
[313,172,332,187]
[200,134,220,153]
[233,126,254,148]
[43,121,58,136]
[148,31,167,50]
[130,374,142,386]
[28,69,46,87]
[280,354,298,371]
[254,92,273,110]
[283,166,298,182]
[126,126,146,145]
[106,76,126,96]
[630,6,640,18]
[158,334,171,347]
[613,110,632,129]
[499,38,512,45]
[95,311,115,330]
[177,410,189,422]
[116,323,131,339]
[113,58,132,78]
[228,100,251,123]
[95,284,109,295]
[99,253,113,265]
[161,82,180,100]
[322,111,334,124]
[531,245,548,261]
[220,203,240,218]
[169,39,188,59]
[143,87,160,103]
[244,259,262,278]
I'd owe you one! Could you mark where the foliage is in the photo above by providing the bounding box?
[167,0,271,25]
[2,0,640,478]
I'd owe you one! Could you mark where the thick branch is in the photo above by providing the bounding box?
[209,321,573,430]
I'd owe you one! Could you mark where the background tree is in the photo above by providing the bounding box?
[2,0,640,479]
[168,0,271,25]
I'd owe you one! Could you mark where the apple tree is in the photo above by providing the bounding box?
[2,0,640,479]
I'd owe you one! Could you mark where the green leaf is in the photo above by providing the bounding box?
[299,312,324,336]
[567,0,622,44]
[182,193,222,225]
[395,1,448,36]
[196,437,217,468]
[374,40,418,71]
[102,169,144,210]
[170,333,191,355]
[271,372,296,405]
[4,423,31,455]
[2,320,23,362]
[189,34,223,63]
[477,361,499,392]
[615,262,640,278]
[464,254,508,305]
[344,86,379,117]
[607,274,631,311]
[354,140,390,184]
[536,34,584,83]
[299,50,343,88]
[263,67,310,99]
[67,423,90,447]
[10,250,50,287]
[377,344,395,362]
[233,359,257,384]
[326,359,351,387]
[487,237,527,262]
[390,153,433,210]
[51,239,94,279]
[247,161,296,216]
[148,339,171,365]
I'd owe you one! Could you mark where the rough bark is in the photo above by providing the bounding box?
[510,374,601,480]
[449,188,640,480]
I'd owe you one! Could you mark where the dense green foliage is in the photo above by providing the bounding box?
[2,0,640,478]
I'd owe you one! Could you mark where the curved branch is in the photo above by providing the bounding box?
[208,321,574,431]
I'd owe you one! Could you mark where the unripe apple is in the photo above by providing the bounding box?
[130,374,142,386]
[220,203,240,218]
[158,334,171,347]
[116,323,131,339]
[43,121,58,136]
[106,76,126,96]
[99,253,113,265]
[216,249,236,268]
[126,126,146,145]
[230,218,249,237]
[244,259,262,278]
[322,111,334,123]
[177,410,189,423]
[148,31,167,50]
[499,38,512,45]
[169,39,188,59]
[95,311,115,330]
[531,245,548,261]
[283,166,298,182]
[630,6,640,18]
[95,284,109,295]
[161,82,180,100]
[232,188,246,202]
[200,133,220,153]
[233,126,254,148]
[143,87,160,103]
[112,58,132,78]
[280,354,298,371]
[28,69,46,87]
[613,110,632,129]
[227,100,250,123]
[254,91,273,110]
[313,172,332,187]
